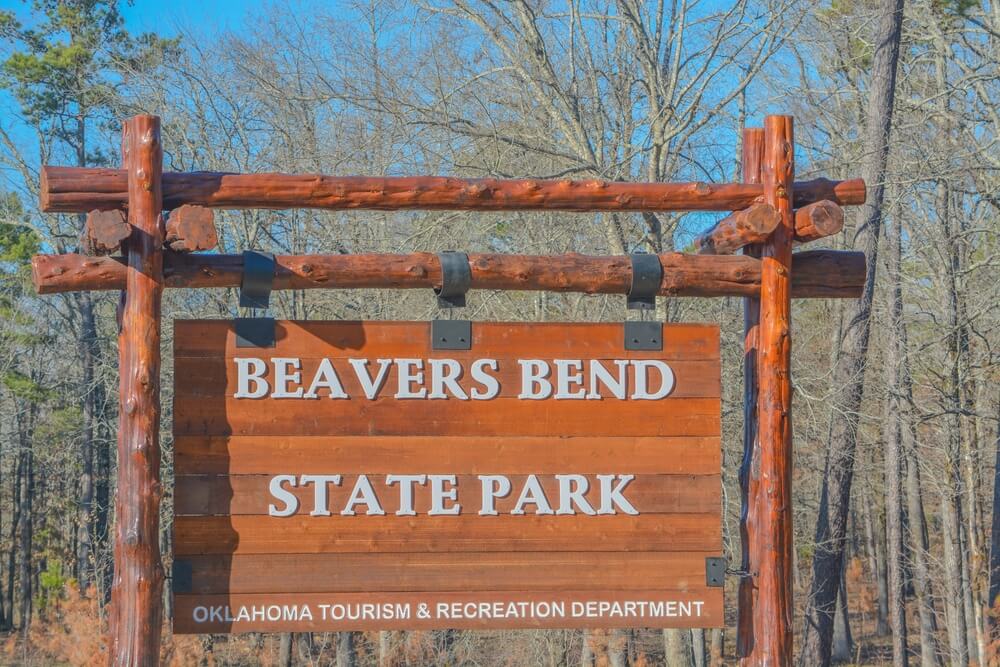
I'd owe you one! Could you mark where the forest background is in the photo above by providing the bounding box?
[0,0,997,665]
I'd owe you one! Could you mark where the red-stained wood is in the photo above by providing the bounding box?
[30,249,867,299]
[175,474,722,516]
[173,552,717,593]
[745,115,795,666]
[40,164,866,213]
[173,395,721,438]
[794,199,845,243]
[109,116,164,666]
[738,127,765,659]
[173,435,722,476]
[693,203,780,254]
[78,209,131,256]
[172,590,724,633]
[165,204,217,252]
[174,514,721,555]
[173,320,720,359]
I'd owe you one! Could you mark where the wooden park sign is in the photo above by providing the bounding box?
[32,114,866,665]
[172,320,723,632]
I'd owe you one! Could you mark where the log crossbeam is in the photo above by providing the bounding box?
[31,249,865,299]
[40,165,866,213]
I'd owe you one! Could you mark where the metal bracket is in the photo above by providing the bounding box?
[624,252,663,350]
[171,559,192,594]
[625,321,663,351]
[432,319,472,350]
[627,252,661,311]
[705,556,727,587]
[236,250,276,348]
[435,251,472,308]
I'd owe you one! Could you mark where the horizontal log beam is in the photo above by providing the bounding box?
[32,250,864,299]
[40,166,866,213]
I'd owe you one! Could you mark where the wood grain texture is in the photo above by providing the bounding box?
[174,514,721,555]
[165,205,217,252]
[173,436,722,476]
[745,115,795,665]
[31,249,866,298]
[173,320,724,632]
[794,199,845,243]
[40,164,866,213]
[173,320,720,359]
[693,204,780,255]
[175,474,722,516]
[173,552,718,593]
[78,209,130,255]
[172,590,724,633]
[173,395,721,437]
[110,115,164,666]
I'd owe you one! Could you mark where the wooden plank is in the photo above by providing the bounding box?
[173,320,721,360]
[172,357,721,400]
[172,590,725,633]
[174,514,721,555]
[175,552,718,594]
[173,436,722,476]
[173,396,721,437]
[175,473,722,516]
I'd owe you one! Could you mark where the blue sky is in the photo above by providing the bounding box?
[0,0,250,35]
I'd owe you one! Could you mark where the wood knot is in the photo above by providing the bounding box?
[125,398,137,415]
[693,182,712,194]
[301,264,313,274]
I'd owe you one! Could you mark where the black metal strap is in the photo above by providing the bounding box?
[239,250,275,309]
[237,250,276,347]
[434,251,471,309]
[627,252,661,311]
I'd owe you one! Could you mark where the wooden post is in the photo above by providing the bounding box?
[737,126,765,659]
[109,115,165,666]
[747,115,795,665]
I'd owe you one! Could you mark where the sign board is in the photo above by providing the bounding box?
[172,320,723,633]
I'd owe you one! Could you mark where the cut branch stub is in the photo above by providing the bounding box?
[78,209,131,256]
[794,200,844,243]
[694,203,781,255]
[165,205,217,252]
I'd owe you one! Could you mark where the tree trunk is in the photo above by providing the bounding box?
[905,435,943,667]
[608,629,627,667]
[799,0,905,662]
[337,632,355,667]
[378,630,391,666]
[17,411,33,636]
[862,483,890,637]
[278,633,293,666]
[664,628,692,666]
[883,217,908,666]
[831,562,853,663]
[691,629,706,667]
[709,629,724,667]
[77,288,99,594]
[580,630,594,667]
[941,488,969,666]
[988,388,1000,655]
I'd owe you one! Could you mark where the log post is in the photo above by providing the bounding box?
[747,115,795,665]
[109,115,165,666]
[737,126,765,659]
